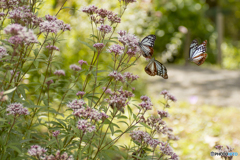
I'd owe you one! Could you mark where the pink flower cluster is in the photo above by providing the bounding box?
[77,119,96,133]
[215,145,235,159]
[4,24,38,45]
[54,70,65,76]
[82,5,98,15]
[69,64,81,71]
[118,30,140,57]
[93,43,105,50]
[6,103,29,116]
[124,72,139,82]
[108,71,125,82]
[130,130,160,148]
[160,90,177,102]
[97,24,112,34]
[9,6,43,27]
[67,99,86,111]
[139,95,153,110]
[82,5,121,25]
[44,150,74,160]
[76,91,85,97]
[46,45,60,51]
[107,44,124,55]
[39,14,71,33]
[105,88,134,112]
[78,60,88,66]
[52,130,60,137]
[0,0,21,9]
[28,145,47,157]
[73,106,108,121]
[0,46,8,59]
[157,110,169,119]
[159,142,179,160]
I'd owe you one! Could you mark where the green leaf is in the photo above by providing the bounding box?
[7,144,21,154]
[78,39,96,52]
[103,39,118,44]
[3,87,16,94]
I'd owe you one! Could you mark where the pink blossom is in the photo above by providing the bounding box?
[54,70,65,76]
[28,145,47,157]
[107,11,121,24]
[78,60,88,66]
[124,72,139,82]
[102,87,113,94]
[67,99,86,111]
[0,0,21,9]
[0,46,8,59]
[97,24,112,34]
[160,90,177,102]
[96,8,108,18]
[118,31,140,57]
[93,43,105,50]
[4,24,38,45]
[46,80,54,86]
[73,106,108,121]
[159,142,174,156]
[52,130,60,137]
[77,119,96,133]
[107,44,124,55]
[45,150,73,160]
[6,103,29,116]
[108,71,125,82]
[76,91,85,97]
[82,5,98,15]
[140,95,150,102]
[46,45,60,51]
[157,110,169,118]
[69,64,81,71]
[139,96,153,110]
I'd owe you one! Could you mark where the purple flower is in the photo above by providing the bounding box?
[77,119,96,133]
[69,64,81,71]
[189,96,198,104]
[46,80,54,86]
[52,130,60,137]
[93,43,105,50]
[108,71,125,82]
[102,87,113,94]
[0,0,20,9]
[118,31,139,57]
[96,8,109,18]
[157,110,169,118]
[28,145,47,157]
[124,72,139,82]
[76,91,85,97]
[149,139,161,149]
[0,46,8,59]
[139,96,153,110]
[107,11,121,24]
[97,24,112,34]
[46,45,60,51]
[45,150,73,160]
[82,5,98,15]
[159,142,174,156]
[73,106,108,121]
[78,60,88,66]
[170,153,179,160]
[107,44,124,55]
[6,103,29,116]
[160,90,177,102]
[67,99,86,111]
[4,24,38,45]
[54,70,65,76]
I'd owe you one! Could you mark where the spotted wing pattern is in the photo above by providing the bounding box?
[189,40,207,66]
[139,35,156,58]
[145,58,168,79]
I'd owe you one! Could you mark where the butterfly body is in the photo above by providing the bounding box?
[189,39,207,65]
[138,35,156,58]
[145,58,168,79]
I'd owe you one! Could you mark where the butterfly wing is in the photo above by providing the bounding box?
[189,39,198,58]
[145,58,168,79]
[139,35,156,58]
[189,40,207,66]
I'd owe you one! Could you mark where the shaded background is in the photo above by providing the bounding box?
[38,0,240,159]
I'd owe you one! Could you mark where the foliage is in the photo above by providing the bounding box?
[0,0,181,159]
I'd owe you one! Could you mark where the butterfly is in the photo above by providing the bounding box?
[145,58,168,79]
[189,39,207,66]
[138,35,156,58]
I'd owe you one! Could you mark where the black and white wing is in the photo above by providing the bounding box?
[139,35,156,58]
[189,39,198,59]
[145,58,168,79]
[189,40,207,65]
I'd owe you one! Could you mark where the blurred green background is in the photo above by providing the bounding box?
[38,0,240,159]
